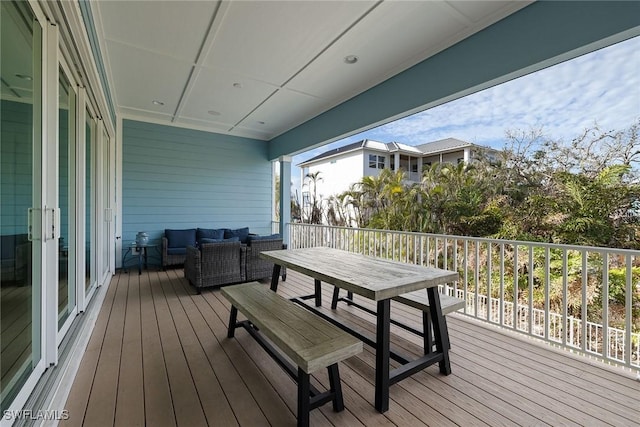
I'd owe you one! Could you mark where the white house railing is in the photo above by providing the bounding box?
[288,223,640,372]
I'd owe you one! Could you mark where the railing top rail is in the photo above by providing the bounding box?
[288,223,640,256]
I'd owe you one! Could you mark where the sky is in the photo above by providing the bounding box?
[289,35,640,197]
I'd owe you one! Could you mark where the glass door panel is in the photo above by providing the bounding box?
[0,0,43,410]
[58,67,75,330]
[101,129,110,280]
[85,112,95,292]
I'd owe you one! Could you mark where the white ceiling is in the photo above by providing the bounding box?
[91,0,531,141]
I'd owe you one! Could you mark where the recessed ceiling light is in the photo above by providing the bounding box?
[233,82,243,88]
[15,73,32,81]
[152,100,165,106]
[208,110,221,116]
[344,55,358,64]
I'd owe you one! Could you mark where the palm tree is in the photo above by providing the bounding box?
[303,171,324,224]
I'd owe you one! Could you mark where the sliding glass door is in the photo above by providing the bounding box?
[85,111,96,294]
[58,66,76,334]
[100,128,111,282]
[0,0,44,411]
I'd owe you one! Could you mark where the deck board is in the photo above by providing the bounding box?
[114,271,144,427]
[139,270,176,427]
[62,268,640,427]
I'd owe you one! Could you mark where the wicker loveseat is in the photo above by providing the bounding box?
[245,236,287,282]
[184,233,285,293]
[184,240,246,293]
[162,228,197,269]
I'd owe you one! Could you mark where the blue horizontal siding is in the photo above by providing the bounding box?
[122,120,274,247]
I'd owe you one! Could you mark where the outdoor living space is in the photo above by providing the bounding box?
[61,268,640,427]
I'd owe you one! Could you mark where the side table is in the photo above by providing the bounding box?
[122,243,159,275]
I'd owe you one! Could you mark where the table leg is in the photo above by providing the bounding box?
[270,264,282,292]
[427,287,451,374]
[375,299,391,413]
[137,247,143,275]
[314,279,322,307]
[122,247,132,273]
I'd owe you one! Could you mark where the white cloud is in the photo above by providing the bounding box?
[291,36,640,192]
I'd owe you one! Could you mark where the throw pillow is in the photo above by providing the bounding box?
[200,236,240,244]
[224,227,250,243]
[165,228,196,248]
[197,228,225,244]
[247,233,282,242]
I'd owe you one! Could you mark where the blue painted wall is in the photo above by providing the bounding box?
[122,119,273,248]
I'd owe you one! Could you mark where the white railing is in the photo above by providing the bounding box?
[288,223,640,372]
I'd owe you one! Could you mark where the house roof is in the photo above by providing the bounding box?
[298,137,486,167]
[415,138,474,154]
[298,139,384,166]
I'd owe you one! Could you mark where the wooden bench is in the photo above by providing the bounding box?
[331,287,464,354]
[222,282,363,427]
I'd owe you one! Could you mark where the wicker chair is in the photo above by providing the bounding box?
[245,238,287,282]
[184,241,246,293]
[162,236,187,269]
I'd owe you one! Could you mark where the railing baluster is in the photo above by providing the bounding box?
[603,252,609,359]
[581,250,588,353]
[528,245,534,335]
[562,249,568,347]
[487,242,492,322]
[545,247,550,341]
[464,240,468,315]
[474,241,480,319]
[513,245,518,331]
[624,254,632,367]
[444,237,448,271]
[500,243,505,328]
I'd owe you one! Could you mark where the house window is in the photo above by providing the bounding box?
[369,154,385,169]
[411,162,418,173]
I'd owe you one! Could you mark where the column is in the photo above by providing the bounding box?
[279,156,292,246]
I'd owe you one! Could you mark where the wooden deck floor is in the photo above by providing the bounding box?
[61,268,640,427]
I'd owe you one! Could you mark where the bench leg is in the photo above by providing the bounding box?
[327,363,344,412]
[297,367,310,427]
[227,306,238,338]
[270,264,282,292]
[422,311,451,354]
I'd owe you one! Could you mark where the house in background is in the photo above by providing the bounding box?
[298,137,495,209]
